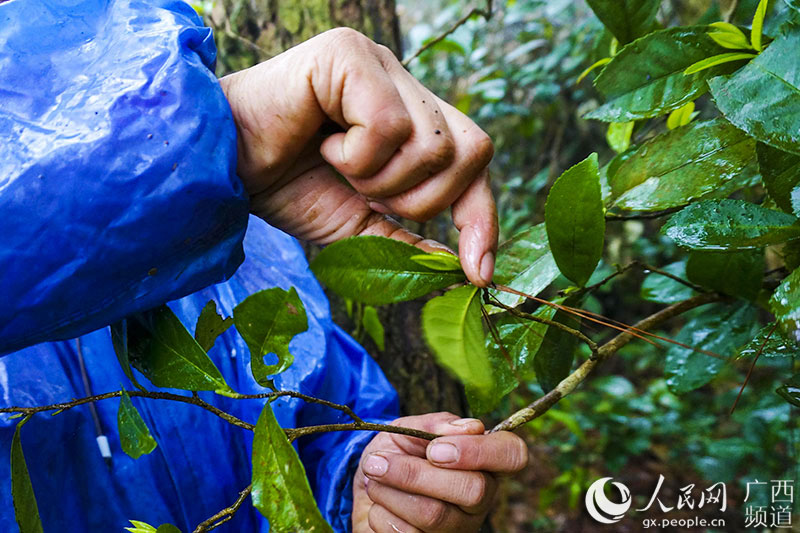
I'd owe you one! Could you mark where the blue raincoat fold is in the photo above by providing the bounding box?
[0,0,249,354]
[0,1,399,530]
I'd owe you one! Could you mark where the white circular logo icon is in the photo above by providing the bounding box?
[585,477,632,524]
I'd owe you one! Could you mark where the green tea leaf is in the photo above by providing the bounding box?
[233,287,308,386]
[756,142,800,215]
[585,0,660,44]
[117,390,157,459]
[11,417,43,533]
[111,320,146,391]
[770,266,800,339]
[545,154,605,286]
[127,306,231,392]
[409,251,462,271]
[777,373,800,407]
[586,26,729,122]
[751,0,770,51]
[422,286,493,393]
[684,52,756,75]
[666,101,696,129]
[738,323,800,359]
[155,525,182,533]
[362,306,385,351]
[709,29,800,155]
[125,520,156,533]
[686,250,764,300]
[491,223,560,309]
[251,403,333,533]
[640,261,699,304]
[194,300,233,353]
[606,121,634,153]
[666,304,759,394]
[610,119,755,211]
[310,236,465,305]
[662,199,800,250]
[534,307,580,393]
[708,22,754,50]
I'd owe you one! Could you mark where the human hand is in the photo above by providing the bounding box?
[219,28,498,286]
[352,412,528,532]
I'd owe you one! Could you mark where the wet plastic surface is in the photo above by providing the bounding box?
[0,0,248,354]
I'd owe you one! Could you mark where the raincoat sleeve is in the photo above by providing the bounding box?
[0,0,249,355]
[297,325,400,531]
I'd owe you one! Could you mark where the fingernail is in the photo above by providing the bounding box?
[363,453,389,477]
[429,442,458,464]
[450,418,479,427]
[480,251,494,284]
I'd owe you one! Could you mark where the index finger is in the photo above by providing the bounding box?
[426,431,528,474]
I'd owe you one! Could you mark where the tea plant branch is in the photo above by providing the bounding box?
[224,390,365,424]
[0,390,438,441]
[485,293,599,359]
[491,291,723,433]
[402,0,493,66]
[193,484,252,533]
[633,260,707,293]
[565,262,637,297]
[0,390,255,431]
[286,422,438,442]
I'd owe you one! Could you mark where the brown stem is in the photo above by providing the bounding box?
[634,260,707,293]
[1,390,255,431]
[226,390,364,424]
[286,422,438,442]
[193,484,252,533]
[402,3,492,66]
[1,390,438,442]
[486,293,599,359]
[491,292,723,432]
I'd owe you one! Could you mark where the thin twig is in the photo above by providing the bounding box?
[491,292,723,432]
[225,390,365,424]
[0,390,255,431]
[402,3,492,66]
[193,484,252,533]
[635,260,707,293]
[1,390,438,441]
[730,322,778,414]
[486,293,599,359]
[286,422,438,442]
[605,206,684,221]
[724,0,740,23]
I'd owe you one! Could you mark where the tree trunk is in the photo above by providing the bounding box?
[209,0,402,74]
[207,0,467,416]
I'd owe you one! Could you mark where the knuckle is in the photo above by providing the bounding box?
[376,108,413,144]
[418,498,448,530]
[421,134,456,172]
[467,128,494,168]
[508,436,529,471]
[324,27,368,46]
[397,459,422,488]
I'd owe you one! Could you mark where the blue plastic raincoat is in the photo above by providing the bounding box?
[0,0,398,531]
